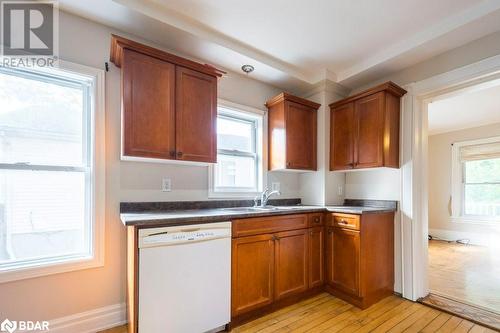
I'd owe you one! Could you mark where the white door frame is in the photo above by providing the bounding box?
[400,54,500,301]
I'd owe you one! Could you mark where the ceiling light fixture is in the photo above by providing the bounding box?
[241,64,254,74]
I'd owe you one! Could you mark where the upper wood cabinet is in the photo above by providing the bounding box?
[266,93,320,171]
[329,82,406,171]
[110,35,223,163]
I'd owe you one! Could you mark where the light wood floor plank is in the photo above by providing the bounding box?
[402,308,441,332]
[436,316,462,332]
[420,312,453,332]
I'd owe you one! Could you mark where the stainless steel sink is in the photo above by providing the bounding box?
[222,206,305,212]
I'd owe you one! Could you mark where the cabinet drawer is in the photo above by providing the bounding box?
[308,213,324,227]
[232,214,308,238]
[332,214,360,231]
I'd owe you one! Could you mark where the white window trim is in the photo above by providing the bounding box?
[208,99,267,199]
[451,135,500,225]
[0,60,106,283]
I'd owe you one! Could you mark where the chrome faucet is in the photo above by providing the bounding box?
[254,188,281,207]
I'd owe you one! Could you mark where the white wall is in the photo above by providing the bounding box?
[428,123,500,246]
[299,83,347,206]
[0,10,300,323]
[345,168,401,200]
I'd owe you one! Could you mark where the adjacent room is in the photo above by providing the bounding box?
[426,83,500,322]
[1,1,500,332]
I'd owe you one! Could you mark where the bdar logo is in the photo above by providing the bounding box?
[0,319,17,333]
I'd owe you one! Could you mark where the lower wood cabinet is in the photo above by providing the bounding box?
[308,226,324,288]
[231,214,324,321]
[325,212,395,309]
[231,234,275,317]
[274,229,309,300]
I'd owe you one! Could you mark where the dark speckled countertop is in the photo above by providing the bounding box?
[120,199,397,227]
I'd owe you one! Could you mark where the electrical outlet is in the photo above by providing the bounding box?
[162,178,171,192]
[272,182,280,192]
[338,185,343,196]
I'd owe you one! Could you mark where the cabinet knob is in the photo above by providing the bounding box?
[169,151,175,158]
[327,227,333,234]
[177,151,183,158]
[286,161,291,167]
[314,217,320,223]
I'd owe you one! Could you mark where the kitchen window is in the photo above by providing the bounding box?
[451,137,500,223]
[209,101,264,197]
[0,62,105,282]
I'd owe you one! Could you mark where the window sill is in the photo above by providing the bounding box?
[451,216,500,226]
[208,190,261,199]
[0,253,104,284]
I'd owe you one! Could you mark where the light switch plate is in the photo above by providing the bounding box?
[162,178,172,192]
[272,182,280,192]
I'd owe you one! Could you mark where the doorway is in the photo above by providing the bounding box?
[401,64,500,330]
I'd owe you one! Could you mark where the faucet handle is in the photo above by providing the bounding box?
[253,196,260,207]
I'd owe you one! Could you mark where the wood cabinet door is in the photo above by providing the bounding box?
[285,101,317,170]
[122,49,176,159]
[354,92,384,168]
[274,229,309,300]
[330,103,354,170]
[332,228,361,296]
[308,227,324,288]
[232,234,275,316]
[175,66,217,162]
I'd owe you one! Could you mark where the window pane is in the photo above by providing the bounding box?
[465,158,500,183]
[215,154,256,189]
[0,70,85,166]
[217,116,253,152]
[0,170,88,266]
[464,184,500,216]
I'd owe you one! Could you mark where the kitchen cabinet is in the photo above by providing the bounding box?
[121,49,176,159]
[231,234,275,317]
[274,229,309,300]
[175,66,217,162]
[325,212,395,309]
[231,213,324,323]
[110,35,223,163]
[308,226,324,288]
[266,93,321,171]
[330,82,406,171]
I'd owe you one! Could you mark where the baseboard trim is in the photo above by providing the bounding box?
[39,303,126,333]
[428,228,497,247]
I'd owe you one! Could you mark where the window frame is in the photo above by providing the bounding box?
[451,136,500,225]
[208,99,266,198]
[0,60,105,283]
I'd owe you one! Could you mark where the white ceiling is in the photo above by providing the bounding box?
[428,82,500,135]
[58,0,500,91]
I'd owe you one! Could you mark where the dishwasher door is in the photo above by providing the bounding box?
[138,222,231,333]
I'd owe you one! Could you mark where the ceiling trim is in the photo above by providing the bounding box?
[337,0,500,82]
[112,0,316,83]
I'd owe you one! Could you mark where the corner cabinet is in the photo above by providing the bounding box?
[266,93,320,171]
[110,35,223,163]
[325,212,395,309]
[330,82,406,171]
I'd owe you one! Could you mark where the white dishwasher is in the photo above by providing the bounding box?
[138,222,231,333]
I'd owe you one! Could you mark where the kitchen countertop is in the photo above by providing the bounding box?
[120,204,397,227]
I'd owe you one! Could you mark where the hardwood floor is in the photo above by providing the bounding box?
[101,293,495,332]
[428,240,500,314]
